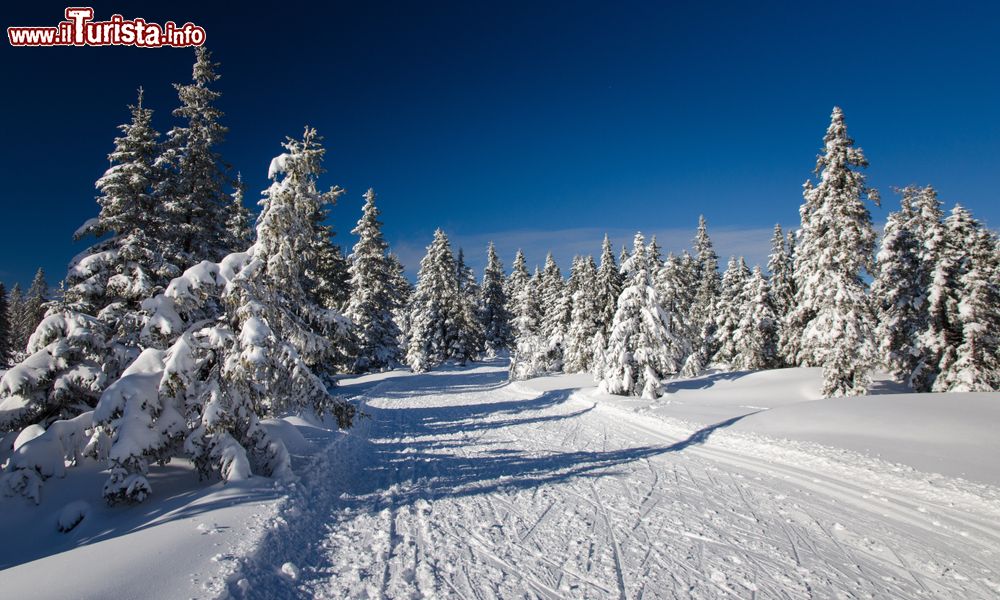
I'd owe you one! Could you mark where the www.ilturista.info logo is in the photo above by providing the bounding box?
[8,7,206,48]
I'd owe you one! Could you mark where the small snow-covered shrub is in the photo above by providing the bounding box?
[57,500,91,532]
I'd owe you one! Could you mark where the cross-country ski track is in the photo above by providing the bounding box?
[231,361,1000,599]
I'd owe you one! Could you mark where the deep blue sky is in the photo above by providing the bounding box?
[2,1,999,285]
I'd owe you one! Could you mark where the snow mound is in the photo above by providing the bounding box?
[57,500,90,532]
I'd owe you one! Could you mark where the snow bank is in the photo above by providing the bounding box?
[592,367,1000,486]
[732,391,1000,485]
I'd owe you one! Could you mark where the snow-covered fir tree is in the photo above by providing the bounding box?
[479,242,513,357]
[906,186,948,392]
[563,256,601,373]
[654,253,695,372]
[925,205,1000,392]
[539,253,571,369]
[872,189,929,387]
[505,249,531,329]
[0,93,172,433]
[156,47,234,267]
[6,284,25,356]
[21,269,50,338]
[386,252,413,346]
[767,224,794,368]
[345,188,402,372]
[0,284,10,367]
[733,266,780,370]
[594,234,622,338]
[455,249,485,361]
[226,173,254,249]
[788,107,879,397]
[935,226,1000,391]
[509,267,552,380]
[648,236,664,269]
[712,256,751,367]
[598,233,683,398]
[406,229,466,372]
[688,216,721,373]
[98,127,355,504]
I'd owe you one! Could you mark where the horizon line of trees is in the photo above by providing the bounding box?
[0,48,997,507]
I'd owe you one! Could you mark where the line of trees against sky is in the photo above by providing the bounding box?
[0,48,998,506]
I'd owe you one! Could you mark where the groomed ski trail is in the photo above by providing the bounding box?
[233,361,1000,599]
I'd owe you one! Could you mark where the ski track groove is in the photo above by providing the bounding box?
[228,362,1000,599]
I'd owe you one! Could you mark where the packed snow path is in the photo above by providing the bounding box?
[238,363,1000,599]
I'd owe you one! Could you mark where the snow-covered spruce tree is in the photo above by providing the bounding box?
[0,92,172,433]
[648,236,664,269]
[688,216,721,372]
[6,284,26,356]
[767,224,794,368]
[934,226,1000,391]
[712,257,751,367]
[98,127,354,504]
[345,188,402,372]
[479,242,513,357]
[226,173,254,250]
[733,266,780,370]
[599,233,683,398]
[564,256,601,373]
[505,249,531,329]
[406,229,466,372]
[654,253,696,372]
[789,107,879,397]
[0,284,11,367]
[387,253,413,346]
[904,186,947,392]
[509,266,555,380]
[21,269,50,339]
[539,253,571,370]
[921,204,977,392]
[926,206,1000,392]
[595,234,623,338]
[455,248,485,361]
[872,189,929,386]
[156,47,234,267]
[304,191,351,312]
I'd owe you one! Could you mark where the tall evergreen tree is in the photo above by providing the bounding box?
[156,47,233,267]
[906,186,948,392]
[788,107,879,397]
[540,253,570,343]
[99,127,354,503]
[599,234,682,398]
[690,216,721,369]
[345,188,402,372]
[733,266,780,370]
[564,256,601,373]
[0,284,10,367]
[595,234,622,338]
[6,283,25,355]
[406,230,465,372]
[767,224,795,368]
[21,268,50,339]
[0,94,171,433]
[654,253,695,372]
[872,189,929,387]
[712,256,751,366]
[455,249,485,361]
[226,173,254,249]
[479,242,513,356]
[935,227,1000,391]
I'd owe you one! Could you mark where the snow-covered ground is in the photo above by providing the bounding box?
[2,361,999,599]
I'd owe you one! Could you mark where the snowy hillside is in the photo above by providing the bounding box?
[2,361,998,599]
